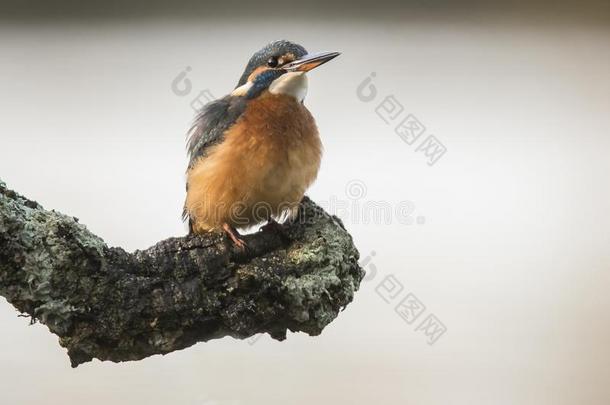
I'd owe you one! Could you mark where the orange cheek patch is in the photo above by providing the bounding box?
[247,66,269,83]
[278,53,295,66]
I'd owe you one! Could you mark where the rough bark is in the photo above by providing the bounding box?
[0,179,363,367]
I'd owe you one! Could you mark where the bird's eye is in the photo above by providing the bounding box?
[267,57,279,67]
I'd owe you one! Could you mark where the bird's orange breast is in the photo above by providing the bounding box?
[185,92,322,232]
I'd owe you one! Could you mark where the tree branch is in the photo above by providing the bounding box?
[0,179,363,367]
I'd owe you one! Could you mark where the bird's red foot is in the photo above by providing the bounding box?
[222,223,248,250]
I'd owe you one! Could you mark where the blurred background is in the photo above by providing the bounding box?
[1,1,609,404]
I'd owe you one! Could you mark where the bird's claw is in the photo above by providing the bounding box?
[222,223,249,251]
[232,237,248,251]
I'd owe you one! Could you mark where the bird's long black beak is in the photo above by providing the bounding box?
[283,51,340,72]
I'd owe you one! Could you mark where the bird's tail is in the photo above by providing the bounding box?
[182,204,194,234]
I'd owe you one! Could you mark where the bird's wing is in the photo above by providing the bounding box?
[183,95,247,229]
[186,94,247,169]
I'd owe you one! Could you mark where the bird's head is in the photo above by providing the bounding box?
[232,40,339,101]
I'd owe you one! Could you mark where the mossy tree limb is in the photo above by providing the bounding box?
[0,180,363,367]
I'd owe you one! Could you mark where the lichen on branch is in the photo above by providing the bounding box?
[0,179,363,367]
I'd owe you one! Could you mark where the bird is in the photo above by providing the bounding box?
[183,40,340,249]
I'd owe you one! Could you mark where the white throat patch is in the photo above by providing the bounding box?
[231,81,252,97]
[268,72,308,102]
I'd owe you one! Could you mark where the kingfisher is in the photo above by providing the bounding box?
[183,40,340,249]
